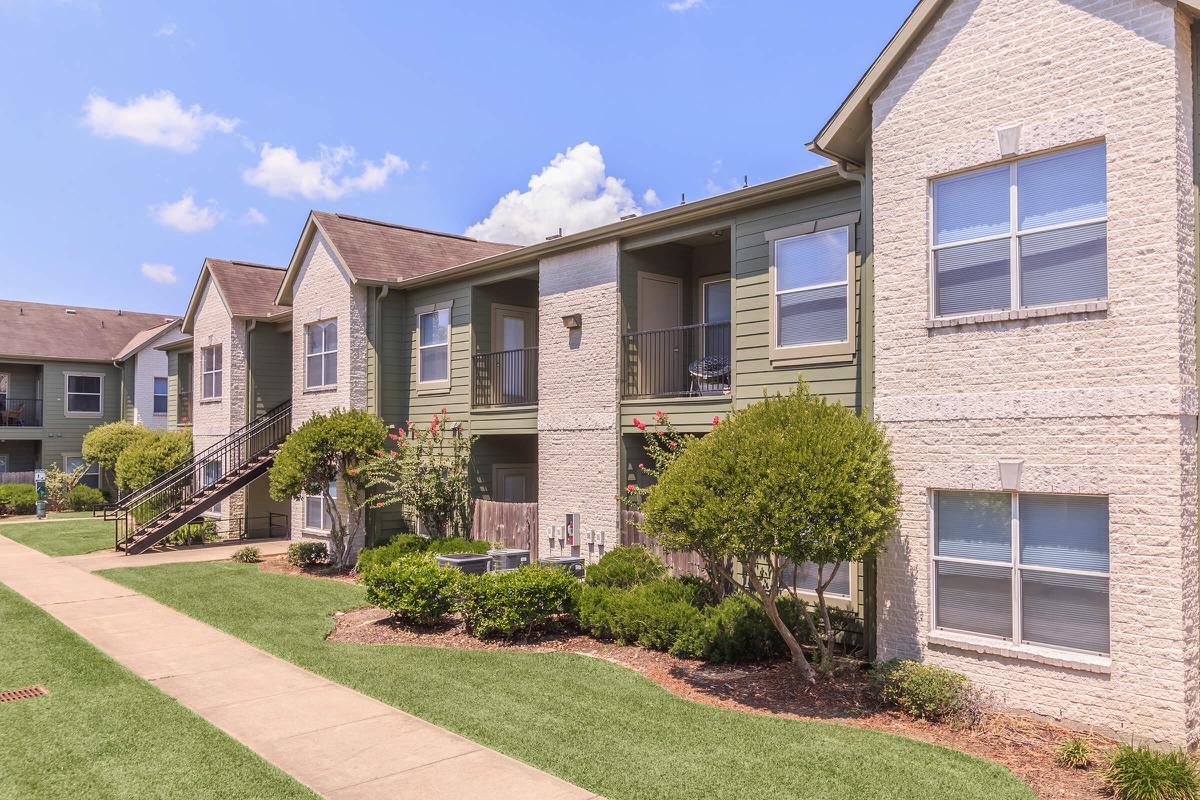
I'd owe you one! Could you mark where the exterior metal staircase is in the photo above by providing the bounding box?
[108,401,292,554]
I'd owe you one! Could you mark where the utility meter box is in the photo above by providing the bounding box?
[564,513,580,547]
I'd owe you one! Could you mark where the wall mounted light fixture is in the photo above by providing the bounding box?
[562,313,582,329]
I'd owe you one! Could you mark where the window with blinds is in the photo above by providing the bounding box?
[932,490,1110,655]
[773,227,851,348]
[931,142,1107,317]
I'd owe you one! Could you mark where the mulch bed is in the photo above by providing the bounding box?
[257,554,359,583]
[328,606,1113,800]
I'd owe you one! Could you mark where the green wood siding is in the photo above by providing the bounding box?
[122,359,136,422]
[620,398,729,433]
[246,323,291,419]
[403,280,474,425]
[470,406,537,435]
[165,349,192,430]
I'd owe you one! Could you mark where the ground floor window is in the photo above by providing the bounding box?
[304,481,336,532]
[931,490,1110,655]
[780,560,852,599]
[65,456,100,489]
[202,460,221,514]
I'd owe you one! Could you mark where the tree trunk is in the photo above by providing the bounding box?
[746,560,817,683]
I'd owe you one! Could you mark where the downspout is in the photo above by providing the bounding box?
[246,319,258,425]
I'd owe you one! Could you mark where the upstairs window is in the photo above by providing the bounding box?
[305,319,338,389]
[766,219,856,364]
[417,306,451,388]
[65,373,102,415]
[201,346,222,400]
[153,377,168,415]
[931,142,1107,317]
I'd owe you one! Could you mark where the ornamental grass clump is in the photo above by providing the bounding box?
[1104,745,1200,800]
[1055,737,1093,770]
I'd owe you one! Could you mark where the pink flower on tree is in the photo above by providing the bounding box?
[633,418,646,431]
[626,484,636,492]
[712,415,720,426]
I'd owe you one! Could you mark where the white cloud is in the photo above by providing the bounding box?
[642,188,661,207]
[150,193,221,232]
[465,142,645,244]
[667,0,704,11]
[83,90,238,152]
[155,20,176,36]
[242,143,408,201]
[240,207,268,225]
[140,263,178,284]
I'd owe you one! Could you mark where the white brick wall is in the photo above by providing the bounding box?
[537,242,621,562]
[130,327,188,430]
[288,232,369,549]
[870,0,1198,745]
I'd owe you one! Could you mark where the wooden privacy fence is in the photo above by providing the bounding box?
[472,499,539,561]
[620,509,708,578]
[0,471,36,486]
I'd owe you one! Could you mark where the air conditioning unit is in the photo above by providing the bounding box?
[435,553,492,575]
[489,549,530,571]
[538,556,585,579]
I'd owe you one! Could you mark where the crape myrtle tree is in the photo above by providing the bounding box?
[640,382,899,682]
[357,409,475,539]
[83,421,151,492]
[115,430,193,490]
[269,408,387,569]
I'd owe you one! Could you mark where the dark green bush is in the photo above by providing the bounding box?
[578,578,704,651]
[870,659,981,725]
[584,545,666,589]
[356,533,428,572]
[426,537,490,556]
[65,484,106,511]
[166,519,217,546]
[0,484,37,516]
[363,554,464,625]
[1104,746,1199,800]
[671,594,796,662]
[287,540,328,568]
[458,566,579,639]
[231,546,262,564]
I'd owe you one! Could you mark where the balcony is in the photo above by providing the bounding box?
[472,347,538,407]
[178,390,192,426]
[0,398,43,427]
[622,322,730,400]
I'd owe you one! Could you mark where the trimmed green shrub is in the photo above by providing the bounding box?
[458,566,579,639]
[1104,746,1199,800]
[115,429,192,491]
[0,484,38,516]
[287,540,328,568]
[671,594,794,663]
[870,659,981,725]
[231,546,262,564]
[356,534,428,572]
[584,545,667,589]
[65,484,105,511]
[1055,738,1093,770]
[363,554,464,625]
[578,578,704,651]
[426,537,490,556]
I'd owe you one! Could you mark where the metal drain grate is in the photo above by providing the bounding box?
[0,685,48,703]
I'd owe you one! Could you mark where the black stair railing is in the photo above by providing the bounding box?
[114,400,292,551]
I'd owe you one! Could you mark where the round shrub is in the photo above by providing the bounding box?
[458,565,579,639]
[584,545,666,589]
[578,578,704,651]
[1104,746,1199,800]
[287,540,328,568]
[0,484,38,516]
[356,533,428,572]
[231,546,262,564]
[363,554,464,625]
[65,484,106,511]
[426,537,490,556]
[870,659,981,725]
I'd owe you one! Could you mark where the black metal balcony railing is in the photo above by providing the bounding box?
[622,321,731,400]
[472,347,538,407]
[0,398,43,427]
[178,390,192,425]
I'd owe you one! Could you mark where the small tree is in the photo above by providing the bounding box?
[269,408,387,569]
[358,409,475,539]
[641,382,899,682]
[42,463,86,511]
[620,409,696,508]
[115,430,193,491]
[83,421,150,490]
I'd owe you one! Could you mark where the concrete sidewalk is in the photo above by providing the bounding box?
[59,537,292,572]
[0,534,597,800]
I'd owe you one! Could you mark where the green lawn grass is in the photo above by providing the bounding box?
[0,582,316,800]
[103,562,1036,800]
[0,516,114,556]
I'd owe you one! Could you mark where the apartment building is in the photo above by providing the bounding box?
[137,0,1200,748]
[0,300,181,489]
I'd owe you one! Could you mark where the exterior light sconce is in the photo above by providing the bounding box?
[562,314,582,330]
[998,458,1024,491]
[995,123,1022,157]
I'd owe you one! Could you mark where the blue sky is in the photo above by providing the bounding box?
[0,0,911,315]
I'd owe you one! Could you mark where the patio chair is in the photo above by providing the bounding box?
[2,402,24,426]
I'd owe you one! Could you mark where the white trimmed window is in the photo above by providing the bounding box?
[153,377,168,415]
[766,220,855,363]
[201,346,222,400]
[202,459,222,513]
[931,142,1107,317]
[417,306,451,387]
[65,455,100,489]
[305,319,338,389]
[64,373,102,416]
[304,481,336,532]
[931,490,1110,655]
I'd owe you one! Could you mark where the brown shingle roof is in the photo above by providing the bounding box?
[0,300,177,362]
[312,212,520,283]
[206,260,288,319]
[113,319,182,361]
